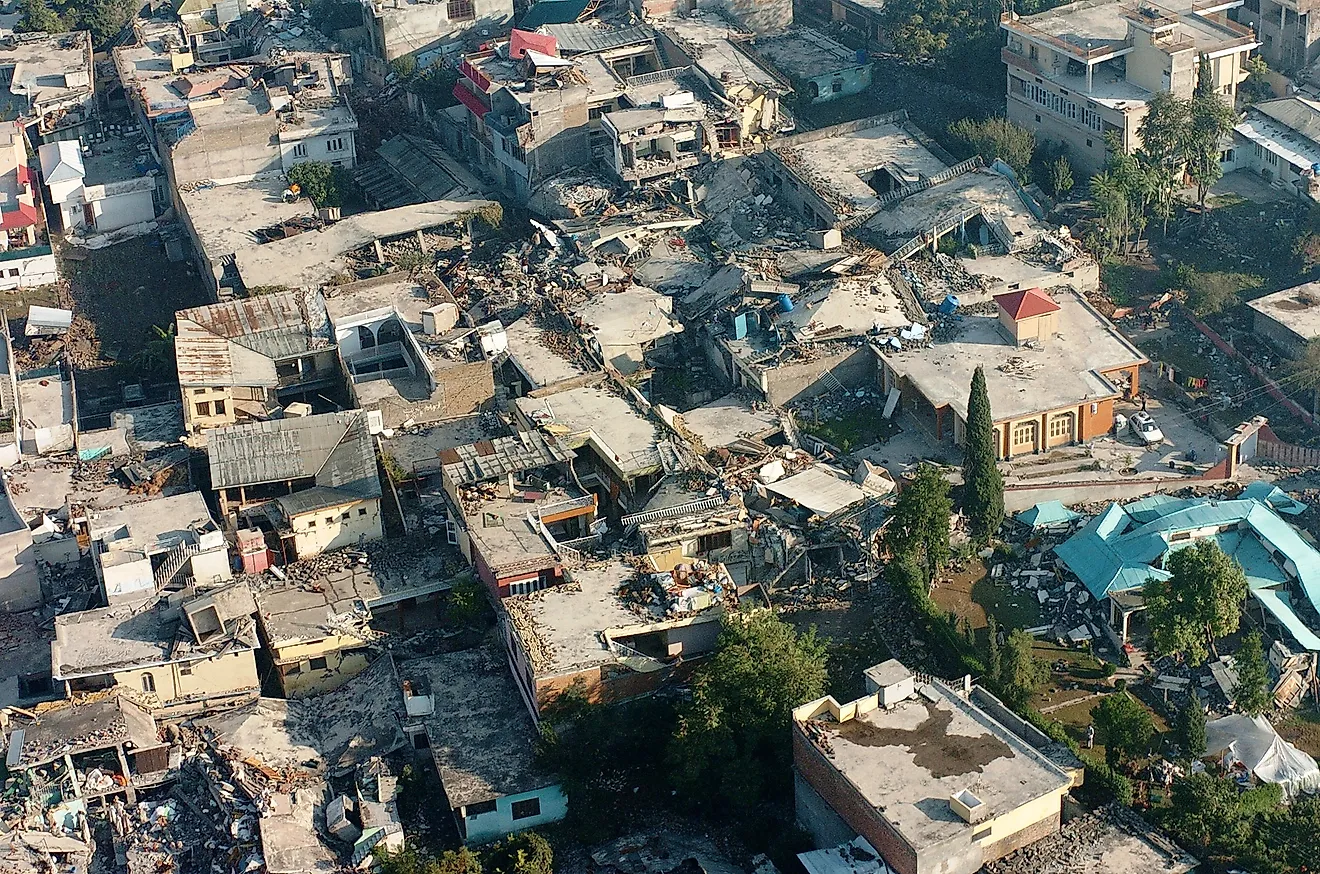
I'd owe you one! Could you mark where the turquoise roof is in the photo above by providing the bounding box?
[1054,492,1320,651]
[1016,500,1080,530]
[1242,480,1308,515]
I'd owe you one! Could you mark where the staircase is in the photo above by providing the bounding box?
[154,541,199,590]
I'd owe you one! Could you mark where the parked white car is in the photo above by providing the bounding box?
[1128,411,1165,446]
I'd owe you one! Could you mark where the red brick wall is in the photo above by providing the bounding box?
[792,729,918,874]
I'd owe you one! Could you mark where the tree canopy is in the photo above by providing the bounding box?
[882,464,952,584]
[1091,691,1155,767]
[1142,539,1248,666]
[1232,630,1271,717]
[948,117,1036,179]
[1175,700,1207,759]
[998,628,1045,708]
[962,366,1003,542]
[669,611,828,813]
[17,0,134,46]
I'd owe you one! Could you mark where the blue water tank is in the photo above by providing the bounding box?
[778,293,795,313]
[856,49,868,65]
[939,294,960,314]
[1312,162,1320,175]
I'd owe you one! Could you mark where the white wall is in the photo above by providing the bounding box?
[101,554,155,605]
[87,188,157,232]
[289,497,383,558]
[279,130,358,173]
[0,252,58,290]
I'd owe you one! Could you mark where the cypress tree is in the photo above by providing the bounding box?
[963,366,1004,542]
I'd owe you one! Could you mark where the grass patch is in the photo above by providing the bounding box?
[1142,335,1212,379]
[798,407,898,453]
[1277,708,1320,759]
[931,559,1044,639]
[1101,258,1162,307]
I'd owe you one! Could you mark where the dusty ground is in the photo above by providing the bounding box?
[931,557,1043,639]
[60,236,210,363]
[1277,708,1320,759]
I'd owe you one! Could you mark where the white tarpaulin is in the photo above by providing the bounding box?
[1205,713,1320,800]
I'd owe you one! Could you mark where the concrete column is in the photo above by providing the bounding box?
[1086,62,1093,94]
[416,229,427,253]
[373,238,384,263]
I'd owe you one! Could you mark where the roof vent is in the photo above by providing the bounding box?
[950,789,988,824]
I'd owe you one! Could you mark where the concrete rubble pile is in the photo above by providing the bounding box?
[618,559,737,619]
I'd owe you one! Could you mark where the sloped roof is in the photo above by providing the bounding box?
[994,287,1060,320]
[519,0,593,29]
[538,23,655,54]
[0,202,40,230]
[509,28,559,59]
[352,134,476,210]
[37,139,83,184]
[208,411,380,502]
[1253,97,1320,148]
[175,291,333,387]
[439,431,574,486]
[1055,494,1320,651]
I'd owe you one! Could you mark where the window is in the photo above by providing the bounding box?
[6,269,17,278]
[193,388,207,396]
[358,507,368,516]
[307,519,317,528]
[447,0,474,19]
[326,136,345,153]
[214,399,226,415]
[1048,414,1073,439]
[141,673,156,693]
[179,665,193,676]
[697,530,733,553]
[1081,108,1102,133]
[195,401,211,417]
[466,800,497,816]
[326,516,335,526]
[1035,114,1041,123]
[831,80,843,93]
[342,512,351,520]
[510,797,541,820]
[1086,138,1093,148]
[1012,422,1036,446]
[292,142,307,158]
[1267,150,1280,166]
[1028,44,1039,61]
[309,657,328,671]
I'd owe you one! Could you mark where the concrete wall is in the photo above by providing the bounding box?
[289,497,383,559]
[0,251,58,291]
[368,0,513,62]
[183,385,239,431]
[169,116,281,186]
[87,187,157,233]
[0,524,39,611]
[1253,307,1309,359]
[460,784,568,845]
[697,0,791,33]
[110,648,260,705]
[279,129,357,173]
[100,553,155,605]
[764,344,875,407]
[274,640,373,698]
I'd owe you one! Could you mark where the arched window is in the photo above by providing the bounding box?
[356,325,376,350]
[141,673,156,693]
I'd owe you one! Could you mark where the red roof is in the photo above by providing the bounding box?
[0,202,39,230]
[994,287,1060,320]
[509,29,558,60]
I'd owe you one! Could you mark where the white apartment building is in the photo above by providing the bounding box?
[1001,0,1258,174]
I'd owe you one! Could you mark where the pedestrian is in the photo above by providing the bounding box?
[1086,724,1095,749]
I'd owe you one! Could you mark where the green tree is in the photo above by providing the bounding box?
[1091,691,1155,767]
[669,611,828,812]
[390,54,419,79]
[73,0,135,46]
[1240,55,1274,104]
[1164,773,1281,866]
[1048,156,1074,197]
[483,833,552,874]
[1176,699,1207,758]
[1174,268,1262,316]
[1000,629,1046,709]
[1262,794,1320,872]
[1143,540,1248,666]
[1187,77,1238,210]
[986,613,1001,686]
[948,116,1036,179]
[882,464,952,585]
[132,325,176,376]
[16,0,62,33]
[1090,170,1132,257]
[376,847,482,874]
[962,366,1003,542]
[1194,53,1215,100]
[886,552,932,615]
[1232,630,1271,717]
[288,161,345,208]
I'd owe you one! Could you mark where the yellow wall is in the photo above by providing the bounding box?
[289,498,384,558]
[273,641,372,698]
[975,784,1068,850]
[112,648,259,704]
[183,386,238,432]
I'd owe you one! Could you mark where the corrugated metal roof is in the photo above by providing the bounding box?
[1254,97,1320,150]
[354,134,469,210]
[175,291,333,386]
[765,465,868,516]
[538,23,656,54]
[441,431,574,485]
[208,411,379,501]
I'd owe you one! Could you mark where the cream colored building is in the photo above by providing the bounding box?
[792,661,1073,874]
[52,582,262,715]
[1002,0,1258,174]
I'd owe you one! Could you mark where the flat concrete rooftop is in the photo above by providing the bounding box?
[780,274,912,339]
[408,646,554,807]
[16,373,73,431]
[773,121,948,218]
[678,394,779,448]
[254,565,381,646]
[323,273,438,330]
[234,197,496,289]
[797,682,1070,853]
[179,176,312,263]
[504,558,639,676]
[505,314,590,389]
[880,287,1145,421]
[1012,0,1254,53]
[659,14,779,90]
[865,169,1042,252]
[515,385,662,477]
[1248,283,1320,343]
[753,29,859,79]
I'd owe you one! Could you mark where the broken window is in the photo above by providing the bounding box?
[447,0,474,19]
[697,530,733,553]
[467,799,497,816]
[309,656,329,671]
[510,797,541,820]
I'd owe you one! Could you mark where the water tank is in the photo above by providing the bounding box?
[777,293,794,313]
[939,294,960,314]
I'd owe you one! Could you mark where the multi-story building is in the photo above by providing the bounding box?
[1001,0,1258,174]
[1235,0,1320,70]
[359,0,513,66]
[0,31,95,146]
